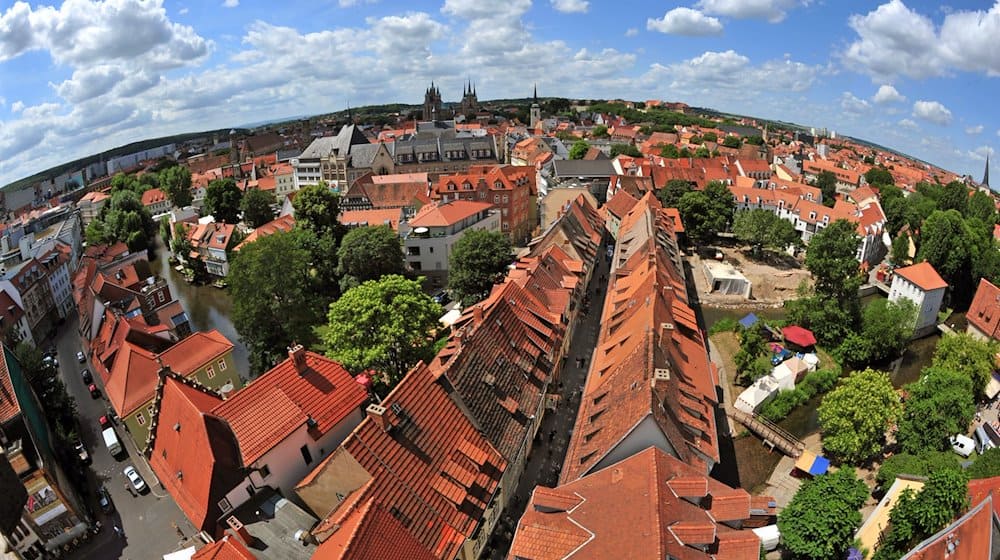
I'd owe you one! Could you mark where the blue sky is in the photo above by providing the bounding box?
[0,0,998,187]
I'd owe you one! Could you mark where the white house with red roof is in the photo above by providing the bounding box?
[889,261,949,337]
[402,200,500,289]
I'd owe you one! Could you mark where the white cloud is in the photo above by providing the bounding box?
[967,146,995,162]
[624,27,638,37]
[178,7,188,15]
[845,1,1000,80]
[912,100,953,125]
[222,0,238,7]
[339,0,378,6]
[966,124,984,135]
[550,0,589,14]
[695,0,802,23]
[898,118,919,130]
[642,50,820,98]
[647,8,723,36]
[872,84,905,104]
[0,97,4,107]
[11,101,24,113]
[840,92,870,116]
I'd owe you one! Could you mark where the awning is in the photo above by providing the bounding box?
[738,313,759,329]
[794,449,829,476]
[782,325,817,347]
[987,372,1000,400]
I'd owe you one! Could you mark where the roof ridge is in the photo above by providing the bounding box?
[144,365,223,456]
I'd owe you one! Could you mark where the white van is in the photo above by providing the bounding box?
[103,427,123,457]
[951,434,975,458]
[975,425,997,455]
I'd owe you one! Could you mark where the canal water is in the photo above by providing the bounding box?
[151,242,251,380]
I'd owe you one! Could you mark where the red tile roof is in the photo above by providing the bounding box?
[968,279,1000,341]
[157,330,234,379]
[141,188,168,207]
[561,193,718,483]
[604,189,639,220]
[310,361,506,560]
[311,498,437,560]
[509,447,768,560]
[212,349,367,465]
[901,493,995,560]
[967,476,1000,517]
[0,346,21,424]
[894,261,948,291]
[192,535,257,560]
[0,289,26,329]
[339,208,402,232]
[408,200,493,228]
[147,373,242,532]
[234,214,296,251]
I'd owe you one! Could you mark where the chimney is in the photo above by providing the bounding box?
[366,404,391,431]
[473,304,483,324]
[288,344,307,374]
[226,516,252,545]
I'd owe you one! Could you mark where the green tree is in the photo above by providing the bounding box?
[229,229,328,373]
[159,165,193,208]
[656,179,693,208]
[890,233,910,265]
[968,190,998,227]
[292,182,347,242]
[917,209,968,288]
[968,448,1000,479]
[87,189,157,252]
[204,179,243,223]
[722,135,741,149]
[676,182,733,244]
[876,451,959,488]
[818,368,900,464]
[816,170,838,207]
[864,167,894,186]
[240,188,276,228]
[660,144,680,158]
[806,219,862,303]
[591,125,608,138]
[609,143,641,157]
[938,181,969,213]
[785,292,857,348]
[732,209,800,255]
[568,140,590,160]
[873,469,969,560]
[837,298,917,367]
[321,275,442,390]
[702,131,718,143]
[778,468,868,559]
[932,332,997,396]
[336,225,404,291]
[896,366,975,454]
[449,230,513,306]
[694,145,711,158]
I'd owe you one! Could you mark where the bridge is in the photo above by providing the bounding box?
[729,408,805,458]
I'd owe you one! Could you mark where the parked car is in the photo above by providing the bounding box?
[99,415,111,429]
[81,369,93,384]
[432,290,451,305]
[76,351,86,363]
[123,466,147,493]
[771,348,793,366]
[951,434,976,458]
[88,384,100,399]
[42,355,58,368]
[97,486,114,513]
[74,441,90,465]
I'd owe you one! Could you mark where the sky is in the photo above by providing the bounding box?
[0,0,998,187]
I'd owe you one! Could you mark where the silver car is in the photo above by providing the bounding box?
[123,466,147,493]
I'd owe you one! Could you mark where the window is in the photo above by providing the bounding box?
[502,195,509,204]
[479,191,486,199]
[148,405,155,417]
[218,360,227,371]
[206,366,215,379]
[493,194,500,204]
[136,412,145,426]
[260,465,271,478]
[300,445,313,465]
[218,498,233,513]
[158,291,165,303]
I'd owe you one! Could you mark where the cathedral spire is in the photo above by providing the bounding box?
[533,83,538,103]
[984,153,991,187]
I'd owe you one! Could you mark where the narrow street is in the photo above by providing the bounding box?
[485,244,611,559]
[49,313,199,560]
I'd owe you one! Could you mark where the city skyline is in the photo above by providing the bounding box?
[0,0,998,186]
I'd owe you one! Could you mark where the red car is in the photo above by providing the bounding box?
[99,415,111,429]
[89,384,100,399]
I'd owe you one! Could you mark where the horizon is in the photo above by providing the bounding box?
[1,0,997,187]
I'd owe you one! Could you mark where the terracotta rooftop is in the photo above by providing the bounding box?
[901,493,996,560]
[604,189,639,220]
[894,261,949,291]
[509,447,770,560]
[212,348,367,466]
[968,279,1000,342]
[0,346,21,425]
[408,200,494,228]
[141,187,168,207]
[192,535,257,560]
[339,208,402,232]
[311,498,437,560]
[234,214,296,251]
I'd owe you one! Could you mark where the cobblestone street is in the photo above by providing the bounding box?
[484,243,611,559]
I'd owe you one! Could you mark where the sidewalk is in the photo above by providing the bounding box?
[484,246,611,559]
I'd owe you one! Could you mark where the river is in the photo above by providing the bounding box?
[151,242,251,380]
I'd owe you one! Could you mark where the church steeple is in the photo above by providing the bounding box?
[984,154,991,187]
[533,83,538,104]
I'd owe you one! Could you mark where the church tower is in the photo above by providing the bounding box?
[984,154,991,189]
[529,84,541,129]
[460,78,479,115]
[422,82,442,121]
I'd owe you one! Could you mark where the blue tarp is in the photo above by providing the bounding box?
[738,313,759,329]
[808,455,830,476]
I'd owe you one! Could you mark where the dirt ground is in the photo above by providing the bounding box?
[687,246,813,306]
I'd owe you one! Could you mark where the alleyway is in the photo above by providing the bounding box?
[484,243,612,559]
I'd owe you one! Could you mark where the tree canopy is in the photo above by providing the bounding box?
[932,332,997,396]
[228,229,328,373]
[320,275,441,390]
[873,469,969,560]
[448,229,513,306]
[159,165,193,208]
[675,181,733,245]
[240,188,276,229]
[806,219,862,304]
[778,468,868,559]
[837,298,917,367]
[85,189,157,252]
[815,170,837,207]
[732,209,800,254]
[896,366,975,454]
[591,125,608,138]
[876,451,960,489]
[660,144,680,158]
[568,140,590,160]
[656,179,693,208]
[722,135,741,148]
[609,143,641,157]
[864,167,894,186]
[336,225,404,292]
[967,448,1000,479]
[817,368,900,464]
[204,178,243,224]
[292,182,347,242]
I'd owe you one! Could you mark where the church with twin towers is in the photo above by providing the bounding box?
[421,79,480,121]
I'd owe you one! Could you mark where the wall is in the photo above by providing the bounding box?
[591,415,677,476]
[189,351,241,393]
[294,447,372,520]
